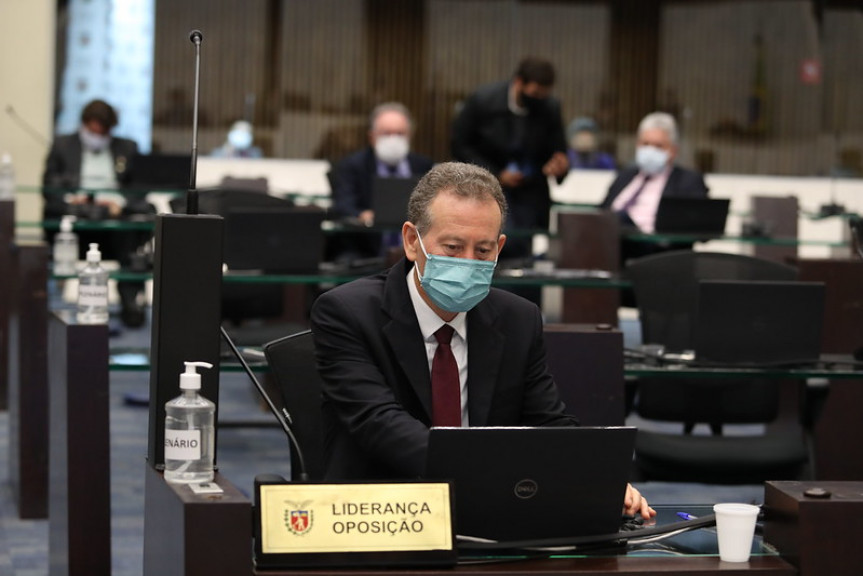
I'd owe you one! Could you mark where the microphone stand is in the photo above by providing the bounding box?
[187,30,203,215]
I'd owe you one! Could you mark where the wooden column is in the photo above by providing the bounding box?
[143,466,251,576]
[48,312,111,576]
[8,242,49,519]
[553,210,620,325]
[751,196,798,265]
[0,199,13,410]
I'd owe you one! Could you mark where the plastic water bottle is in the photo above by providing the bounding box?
[164,362,215,484]
[0,153,14,200]
[76,243,109,324]
[53,216,79,276]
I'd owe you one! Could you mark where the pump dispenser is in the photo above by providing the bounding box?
[164,361,215,484]
[53,215,79,276]
[76,243,109,323]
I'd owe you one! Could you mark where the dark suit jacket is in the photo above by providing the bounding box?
[310,258,578,481]
[42,133,142,219]
[600,165,709,210]
[451,81,567,231]
[331,147,434,218]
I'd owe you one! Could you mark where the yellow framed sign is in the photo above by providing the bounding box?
[253,476,456,568]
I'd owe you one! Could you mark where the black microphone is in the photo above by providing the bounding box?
[186,29,203,214]
[5,105,51,148]
[219,326,310,481]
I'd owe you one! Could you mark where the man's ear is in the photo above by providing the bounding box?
[403,222,418,262]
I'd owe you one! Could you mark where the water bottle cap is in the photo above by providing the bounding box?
[86,243,101,262]
[180,361,213,390]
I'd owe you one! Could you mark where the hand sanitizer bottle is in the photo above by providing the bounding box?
[0,153,15,200]
[76,243,109,324]
[164,361,215,484]
[53,216,79,276]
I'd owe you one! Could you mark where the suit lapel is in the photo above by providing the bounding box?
[465,298,504,426]
[380,260,435,421]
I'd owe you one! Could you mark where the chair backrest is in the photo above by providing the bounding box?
[263,330,325,480]
[627,250,798,351]
[626,250,798,426]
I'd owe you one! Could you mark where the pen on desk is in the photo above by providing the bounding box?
[677,512,698,521]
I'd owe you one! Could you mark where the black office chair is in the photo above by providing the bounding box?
[626,250,813,484]
[263,330,325,481]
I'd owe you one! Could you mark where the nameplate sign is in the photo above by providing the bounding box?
[254,479,456,568]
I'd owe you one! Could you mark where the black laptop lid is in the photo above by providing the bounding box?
[424,426,635,542]
[694,280,826,365]
[127,153,191,190]
[223,207,325,273]
[372,175,420,227]
[654,197,730,236]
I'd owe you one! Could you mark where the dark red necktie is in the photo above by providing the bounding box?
[431,325,461,427]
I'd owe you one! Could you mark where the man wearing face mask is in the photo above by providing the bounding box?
[452,58,569,265]
[211,120,263,158]
[567,117,616,171]
[42,99,152,327]
[600,111,708,263]
[311,162,654,519]
[329,102,433,262]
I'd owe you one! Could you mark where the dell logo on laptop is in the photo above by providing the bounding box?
[514,479,538,499]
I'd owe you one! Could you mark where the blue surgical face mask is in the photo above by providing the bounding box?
[414,228,498,313]
[635,145,670,175]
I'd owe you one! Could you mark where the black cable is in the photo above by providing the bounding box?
[219,326,309,481]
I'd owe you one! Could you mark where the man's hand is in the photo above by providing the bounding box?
[624,483,656,519]
[542,151,569,178]
[499,168,524,188]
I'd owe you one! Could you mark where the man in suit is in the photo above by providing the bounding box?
[452,57,569,259]
[600,111,709,263]
[329,102,434,261]
[42,99,151,327]
[311,162,654,519]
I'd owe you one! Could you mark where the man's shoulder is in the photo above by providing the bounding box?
[336,147,373,171]
[468,81,510,105]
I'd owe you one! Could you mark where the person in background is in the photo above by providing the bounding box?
[600,111,709,265]
[566,116,616,170]
[329,102,434,261]
[42,98,151,328]
[311,161,654,519]
[451,57,568,306]
[211,120,263,158]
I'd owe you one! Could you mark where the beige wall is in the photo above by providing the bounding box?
[0,0,55,224]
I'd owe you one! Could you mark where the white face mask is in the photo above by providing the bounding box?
[80,127,110,152]
[228,127,253,150]
[374,135,409,166]
[635,145,670,175]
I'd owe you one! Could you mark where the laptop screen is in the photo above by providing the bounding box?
[372,176,421,228]
[127,153,191,190]
[654,197,730,237]
[424,426,635,542]
[694,280,826,365]
[223,207,325,273]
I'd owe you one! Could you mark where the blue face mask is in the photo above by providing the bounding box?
[414,229,498,313]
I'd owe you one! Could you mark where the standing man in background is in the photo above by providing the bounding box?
[451,57,569,264]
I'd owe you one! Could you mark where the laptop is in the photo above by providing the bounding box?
[127,153,192,190]
[372,175,421,227]
[424,426,636,542]
[654,197,730,238]
[694,280,826,365]
[223,207,325,273]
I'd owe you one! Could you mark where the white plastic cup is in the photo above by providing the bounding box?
[713,503,760,562]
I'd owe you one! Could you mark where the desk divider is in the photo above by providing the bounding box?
[0,199,14,410]
[146,213,224,468]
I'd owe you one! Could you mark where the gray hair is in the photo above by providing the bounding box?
[407,162,508,235]
[638,112,678,145]
[369,102,413,133]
